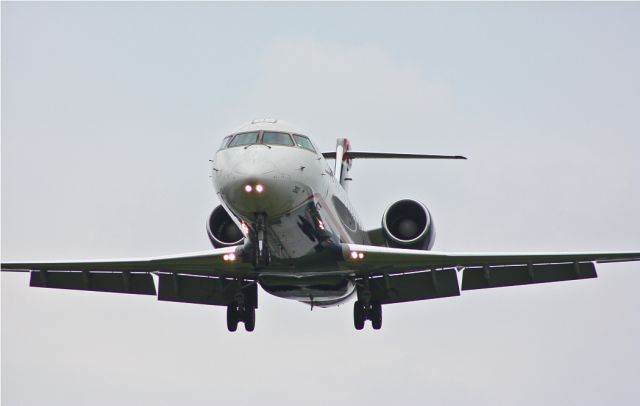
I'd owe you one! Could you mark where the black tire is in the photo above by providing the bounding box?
[353,301,365,330]
[226,305,238,332]
[244,307,256,332]
[371,302,382,330]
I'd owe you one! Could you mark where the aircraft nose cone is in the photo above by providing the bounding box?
[232,157,277,177]
[222,153,294,218]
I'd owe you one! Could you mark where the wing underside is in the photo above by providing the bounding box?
[340,244,639,305]
[2,244,639,307]
[1,248,260,306]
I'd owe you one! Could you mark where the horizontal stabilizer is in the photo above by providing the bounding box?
[322,151,467,160]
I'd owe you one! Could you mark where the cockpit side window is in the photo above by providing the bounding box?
[293,134,316,153]
[262,132,295,146]
[219,135,232,149]
[228,131,259,147]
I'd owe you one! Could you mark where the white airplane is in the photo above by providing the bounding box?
[3,119,639,332]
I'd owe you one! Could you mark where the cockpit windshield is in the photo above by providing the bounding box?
[219,135,232,149]
[293,134,316,152]
[228,131,259,147]
[221,130,317,153]
[262,132,295,146]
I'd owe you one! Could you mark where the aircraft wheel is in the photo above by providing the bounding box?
[353,301,365,330]
[226,305,239,332]
[244,307,256,332]
[370,302,382,330]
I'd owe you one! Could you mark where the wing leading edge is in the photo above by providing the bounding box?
[341,244,640,273]
[1,248,255,277]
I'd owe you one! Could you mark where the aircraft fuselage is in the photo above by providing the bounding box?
[212,123,368,306]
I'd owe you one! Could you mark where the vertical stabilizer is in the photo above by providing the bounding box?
[334,138,352,192]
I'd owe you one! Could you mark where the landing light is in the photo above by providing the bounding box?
[241,222,249,235]
[245,184,264,193]
[223,253,237,262]
[350,251,365,260]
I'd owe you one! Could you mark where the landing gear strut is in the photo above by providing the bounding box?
[353,300,382,330]
[251,213,271,268]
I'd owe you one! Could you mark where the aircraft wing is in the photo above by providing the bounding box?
[338,244,640,304]
[1,248,256,276]
[4,244,638,307]
[1,248,258,302]
[342,244,640,271]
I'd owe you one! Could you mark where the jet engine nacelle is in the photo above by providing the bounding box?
[382,199,435,250]
[207,205,244,248]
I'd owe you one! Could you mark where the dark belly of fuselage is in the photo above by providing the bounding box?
[250,194,366,306]
[259,274,356,307]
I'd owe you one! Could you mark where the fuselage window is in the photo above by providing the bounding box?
[293,134,316,153]
[228,131,259,147]
[219,135,232,149]
[262,132,295,146]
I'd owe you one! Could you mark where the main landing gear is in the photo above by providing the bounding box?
[353,300,382,330]
[227,303,256,332]
[354,280,382,330]
[226,282,258,332]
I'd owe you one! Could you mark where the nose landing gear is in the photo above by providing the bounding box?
[249,213,271,268]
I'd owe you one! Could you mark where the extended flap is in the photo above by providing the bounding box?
[29,271,156,295]
[462,262,597,291]
[157,274,257,308]
[361,268,460,305]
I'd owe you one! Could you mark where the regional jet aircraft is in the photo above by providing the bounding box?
[3,119,639,332]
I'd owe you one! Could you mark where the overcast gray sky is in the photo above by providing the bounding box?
[2,2,640,405]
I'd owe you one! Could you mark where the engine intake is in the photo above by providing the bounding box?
[382,199,435,250]
[207,205,244,248]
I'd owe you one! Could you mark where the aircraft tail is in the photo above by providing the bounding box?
[333,138,353,191]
